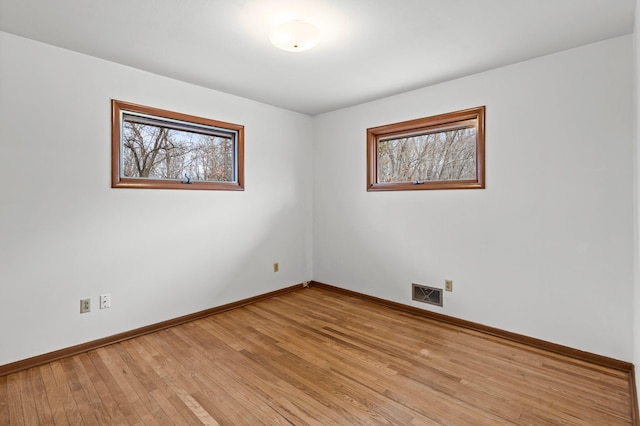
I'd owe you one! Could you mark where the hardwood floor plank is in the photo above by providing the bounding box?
[191,318,347,424]
[96,344,152,425]
[232,306,511,425]
[77,352,126,425]
[39,364,72,426]
[125,338,200,424]
[114,341,177,425]
[203,305,386,424]
[85,349,133,424]
[48,360,84,425]
[16,370,40,425]
[289,289,634,423]
[136,329,226,424]
[28,367,54,425]
[168,329,291,425]
[6,374,25,424]
[262,295,526,423]
[72,354,118,425]
[1,287,634,425]
[0,375,9,425]
[59,357,101,426]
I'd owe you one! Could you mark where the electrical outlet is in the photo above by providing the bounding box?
[274,262,279,272]
[80,298,91,313]
[445,280,453,292]
[100,294,111,309]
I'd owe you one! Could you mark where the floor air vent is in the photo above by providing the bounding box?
[412,284,443,307]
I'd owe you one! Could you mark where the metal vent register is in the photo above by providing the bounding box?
[412,284,443,307]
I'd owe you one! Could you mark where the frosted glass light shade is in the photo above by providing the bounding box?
[269,20,320,52]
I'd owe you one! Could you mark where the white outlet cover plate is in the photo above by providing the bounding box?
[100,294,111,309]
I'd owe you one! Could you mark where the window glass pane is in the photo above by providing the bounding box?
[121,118,236,183]
[377,127,476,183]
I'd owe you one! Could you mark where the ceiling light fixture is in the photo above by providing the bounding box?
[269,20,320,52]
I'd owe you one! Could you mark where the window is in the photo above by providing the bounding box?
[111,100,244,190]
[367,106,485,191]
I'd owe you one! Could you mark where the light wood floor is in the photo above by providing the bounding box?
[0,287,635,425]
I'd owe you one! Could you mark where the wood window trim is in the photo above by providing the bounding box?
[111,100,244,191]
[367,106,485,191]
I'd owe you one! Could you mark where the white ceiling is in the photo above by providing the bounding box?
[0,0,635,115]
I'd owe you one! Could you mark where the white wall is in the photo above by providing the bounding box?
[0,32,313,365]
[313,36,634,360]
